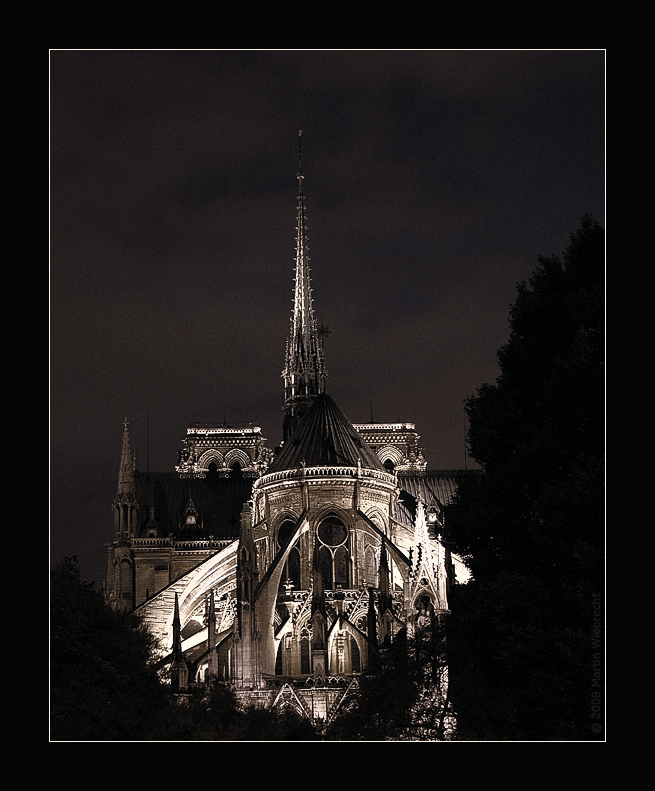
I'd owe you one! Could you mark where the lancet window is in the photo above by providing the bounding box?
[277,517,301,592]
[317,514,350,589]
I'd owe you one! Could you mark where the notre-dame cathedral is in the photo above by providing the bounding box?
[105,136,469,724]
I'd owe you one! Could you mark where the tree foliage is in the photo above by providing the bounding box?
[325,627,454,741]
[164,680,322,741]
[50,558,321,741]
[50,557,174,740]
[443,216,604,740]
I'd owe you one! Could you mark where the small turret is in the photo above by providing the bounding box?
[205,591,218,679]
[377,545,394,646]
[406,496,451,641]
[171,593,188,692]
[232,501,263,689]
[113,419,139,538]
[367,586,380,670]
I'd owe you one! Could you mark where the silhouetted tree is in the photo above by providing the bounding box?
[50,557,175,740]
[50,558,321,741]
[444,216,604,740]
[326,625,454,741]
[167,680,321,741]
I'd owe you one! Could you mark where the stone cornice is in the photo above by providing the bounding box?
[254,465,396,490]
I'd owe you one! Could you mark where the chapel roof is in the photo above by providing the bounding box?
[267,393,387,474]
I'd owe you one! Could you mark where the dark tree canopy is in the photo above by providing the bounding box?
[50,557,322,741]
[444,216,604,740]
[50,557,173,740]
[324,627,453,741]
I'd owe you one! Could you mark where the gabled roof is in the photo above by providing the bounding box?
[268,393,387,474]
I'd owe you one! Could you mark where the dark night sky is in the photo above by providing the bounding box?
[50,49,605,583]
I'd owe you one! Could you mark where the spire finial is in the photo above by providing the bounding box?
[297,129,304,185]
[117,418,136,493]
[114,418,138,537]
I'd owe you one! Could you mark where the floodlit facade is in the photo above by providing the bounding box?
[105,137,468,725]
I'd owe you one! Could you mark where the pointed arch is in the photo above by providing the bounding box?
[275,511,303,593]
[363,507,387,532]
[364,544,378,588]
[118,556,133,600]
[376,445,403,472]
[327,619,367,675]
[275,511,303,548]
[224,448,251,470]
[311,504,354,533]
[275,631,296,676]
[410,590,437,639]
[315,509,351,589]
[271,683,310,718]
[197,449,225,470]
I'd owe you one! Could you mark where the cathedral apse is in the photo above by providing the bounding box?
[105,133,469,725]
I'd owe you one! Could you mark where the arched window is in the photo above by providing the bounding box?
[289,549,301,588]
[119,557,132,600]
[277,519,296,548]
[364,545,378,587]
[351,635,361,672]
[319,545,333,589]
[230,461,242,478]
[301,637,311,674]
[331,632,361,675]
[277,518,301,592]
[316,514,350,589]
[334,546,349,588]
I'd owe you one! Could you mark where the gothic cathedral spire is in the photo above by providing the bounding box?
[113,418,138,538]
[282,131,327,441]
